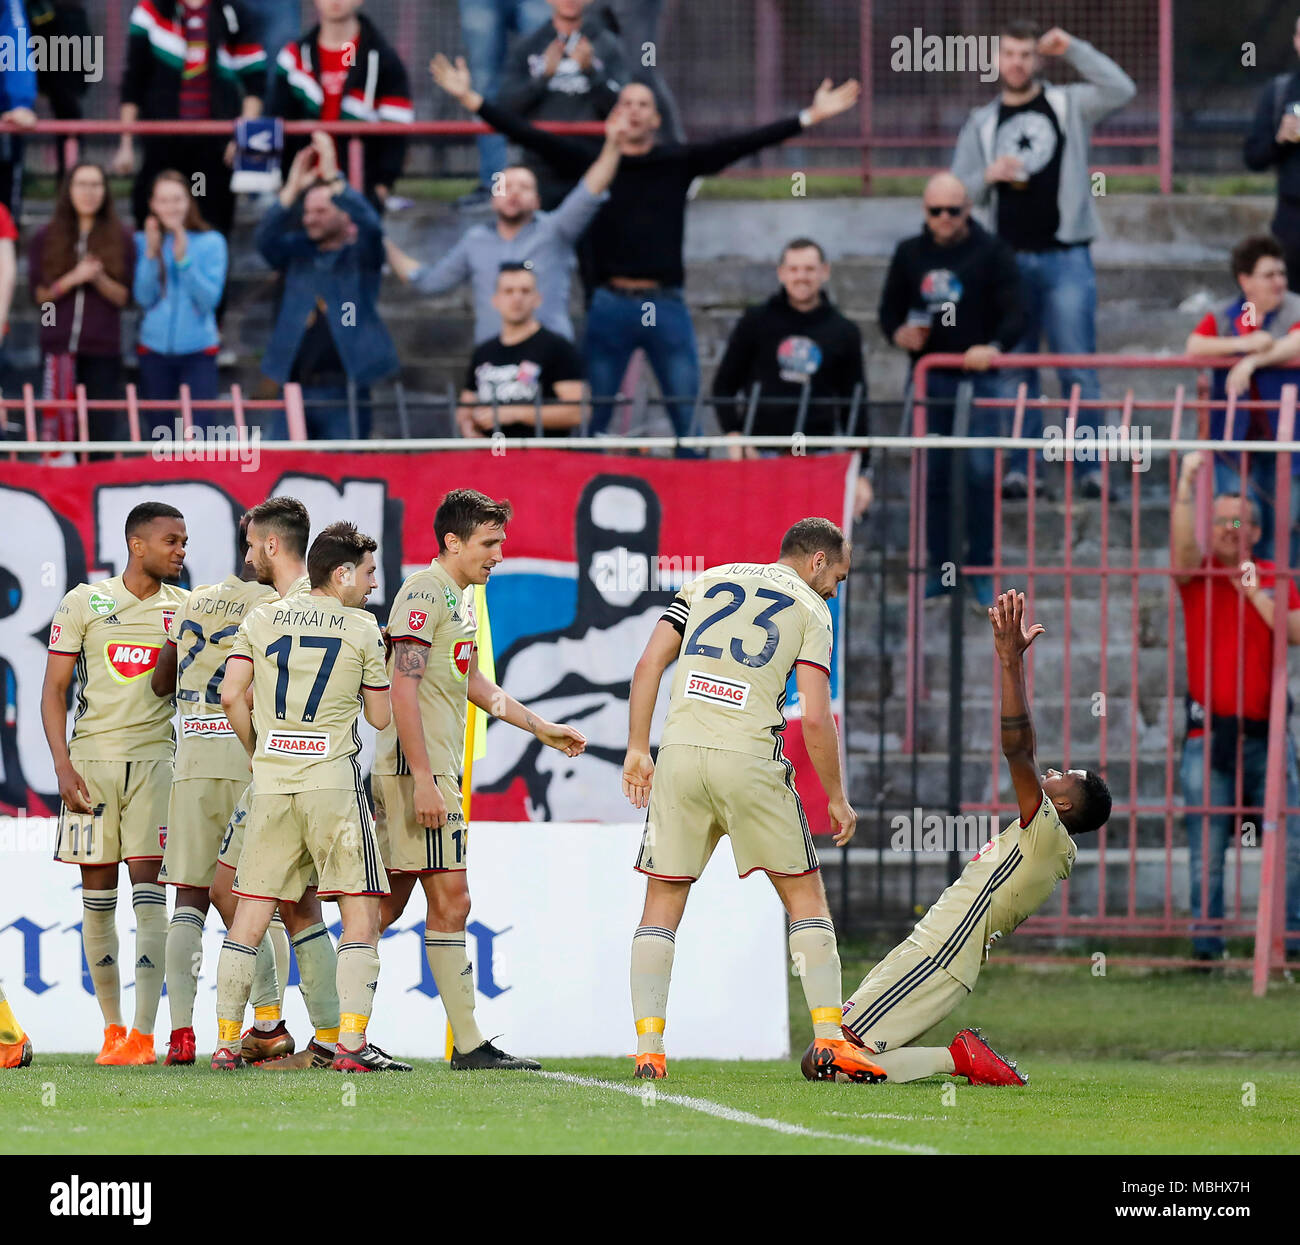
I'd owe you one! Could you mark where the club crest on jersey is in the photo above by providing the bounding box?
[450,638,474,680]
[104,642,161,683]
[683,670,750,709]
[162,609,176,633]
[88,591,117,615]
[49,622,62,647]
[159,828,167,849]
[407,609,428,632]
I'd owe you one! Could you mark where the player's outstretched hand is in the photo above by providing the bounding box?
[622,750,654,809]
[431,54,482,112]
[56,762,92,814]
[988,589,1045,663]
[828,794,857,846]
[536,721,587,757]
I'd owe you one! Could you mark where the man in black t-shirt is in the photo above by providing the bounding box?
[952,21,1133,498]
[458,261,586,439]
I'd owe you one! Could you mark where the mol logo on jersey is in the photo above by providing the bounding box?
[265,731,330,757]
[104,642,161,684]
[683,670,750,709]
[450,638,474,681]
[407,609,428,632]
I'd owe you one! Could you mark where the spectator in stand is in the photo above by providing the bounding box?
[113,0,266,243]
[257,132,398,440]
[879,173,1024,608]
[456,0,552,207]
[133,170,227,436]
[0,0,37,224]
[1172,449,1300,963]
[269,0,413,213]
[29,163,135,444]
[711,237,871,518]
[458,261,585,438]
[432,53,859,443]
[28,1,92,187]
[1187,234,1300,565]
[384,110,625,344]
[497,0,627,211]
[951,22,1135,500]
[1243,16,1300,294]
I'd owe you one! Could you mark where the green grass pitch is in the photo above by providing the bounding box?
[3,952,1298,1155]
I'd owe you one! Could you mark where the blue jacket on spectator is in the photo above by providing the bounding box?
[255,186,399,386]
[133,230,227,355]
[0,0,36,111]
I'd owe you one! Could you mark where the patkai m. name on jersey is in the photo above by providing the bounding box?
[271,604,347,630]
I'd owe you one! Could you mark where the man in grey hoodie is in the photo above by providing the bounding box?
[951,20,1135,498]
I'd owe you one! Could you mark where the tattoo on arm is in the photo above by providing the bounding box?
[394,642,428,678]
[1000,714,1031,729]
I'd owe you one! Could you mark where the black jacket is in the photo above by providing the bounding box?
[1244,70,1300,202]
[266,13,412,204]
[878,219,1024,359]
[712,289,866,439]
[121,0,265,120]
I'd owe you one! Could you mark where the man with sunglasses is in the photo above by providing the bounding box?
[879,172,1024,607]
[1172,450,1300,965]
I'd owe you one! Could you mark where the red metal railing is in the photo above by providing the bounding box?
[909,353,1297,992]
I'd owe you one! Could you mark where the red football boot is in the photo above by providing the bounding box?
[948,1028,1028,1086]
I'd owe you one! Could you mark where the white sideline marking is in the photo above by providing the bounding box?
[533,1070,941,1155]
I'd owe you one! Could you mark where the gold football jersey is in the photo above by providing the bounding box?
[372,560,477,778]
[908,792,1077,989]
[230,590,389,794]
[658,561,834,760]
[170,576,277,781]
[50,576,190,762]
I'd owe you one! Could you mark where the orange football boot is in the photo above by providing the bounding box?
[807,1039,888,1083]
[94,1024,128,1065]
[631,1052,667,1079]
[98,1028,156,1066]
[0,1033,32,1068]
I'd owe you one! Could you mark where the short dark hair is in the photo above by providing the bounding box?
[237,510,253,558]
[246,496,310,559]
[780,237,826,264]
[779,516,847,562]
[496,260,536,286]
[125,501,184,542]
[307,521,378,589]
[999,19,1041,42]
[1065,770,1112,835]
[434,488,514,553]
[1230,234,1284,280]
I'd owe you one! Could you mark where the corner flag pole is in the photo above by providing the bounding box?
[447,583,494,1061]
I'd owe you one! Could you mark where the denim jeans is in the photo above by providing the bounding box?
[1212,452,1300,567]
[921,369,1010,585]
[137,351,220,441]
[583,286,700,441]
[241,0,302,98]
[1181,732,1300,955]
[265,383,372,441]
[460,0,553,187]
[1006,244,1102,477]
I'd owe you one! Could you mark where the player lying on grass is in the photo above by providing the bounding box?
[0,982,32,1068]
[802,589,1111,1085]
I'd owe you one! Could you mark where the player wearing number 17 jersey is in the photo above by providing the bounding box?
[622,517,886,1082]
[213,522,405,1072]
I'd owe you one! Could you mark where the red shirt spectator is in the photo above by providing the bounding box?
[317,41,347,121]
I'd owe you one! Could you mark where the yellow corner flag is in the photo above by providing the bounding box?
[450,582,493,1063]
